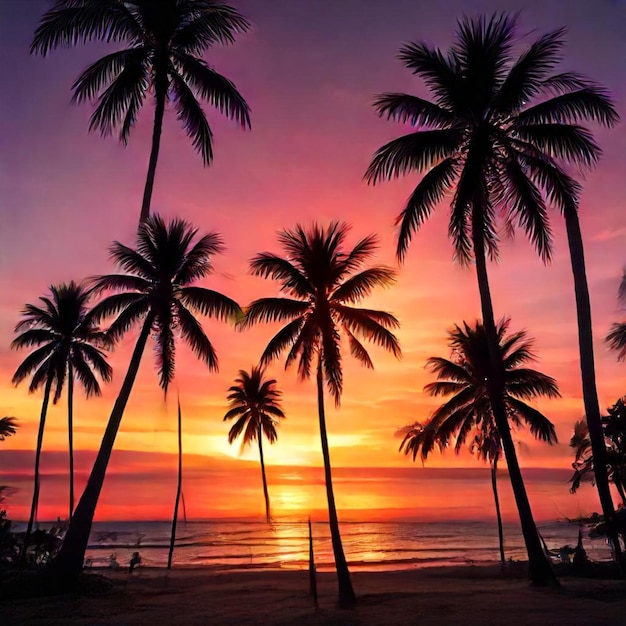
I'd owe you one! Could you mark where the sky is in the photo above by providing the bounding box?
[0,0,624,523]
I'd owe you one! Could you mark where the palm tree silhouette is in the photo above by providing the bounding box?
[49,215,242,582]
[31,0,251,223]
[11,282,111,563]
[399,320,558,563]
[570,398,626,507]
[0,417,18,441]
[366,12,619,581]
[242,222,401,607]
[224,366,285,523]
[607,270,626,361]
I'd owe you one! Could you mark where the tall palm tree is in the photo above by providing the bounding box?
[0,417,18,441]
[366,12,619,581]
[242,222,401,607]
[31,0,251,223]
[48,215,242,583]
[224,366,285,522]
[607,269,626,361]
[11,282,112,564]
[399,320,559,563]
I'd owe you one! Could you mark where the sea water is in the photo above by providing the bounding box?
[73,519,612,571]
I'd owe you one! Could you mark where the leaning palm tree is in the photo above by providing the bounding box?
[31,0,251,223]
[224,366,285,522]
[607,269,626,361]
[366,12,619,580]
[243,222,401,607]
[48,215,242,583]
[0,417,18,441]
[399,320,559,563]
[11,282,112,564]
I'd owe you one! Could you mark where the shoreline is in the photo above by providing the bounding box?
[4,563,625,625]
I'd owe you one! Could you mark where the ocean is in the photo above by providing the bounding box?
[63,519,613,571]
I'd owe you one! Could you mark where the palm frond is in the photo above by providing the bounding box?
[242,299,309,328]
[505,368,560,400]
[153,309,175,394]
[175,232,224,285]
[395,157,458,262]
[106,242,155,279]
[506,397,557,443]
[171,3,250,52]
[170,70,214,165]
[10,329,57,350]
[71,348,103,398]
[364,129,462,184]
[373,92,456,127]
[176,303,218,372]
[76,342,113,385]
[336,305,401,358]
[425,356,471,383]
[249,254,312,297]
[179,287,242,323]
[516,88,619,127]
[397,42,461,112]
[173,52,250,129]
[11,344,55,386]
[88,55,150,138]
[89,292,147,324]
[31,2,143,56]
[607,322,626,361]
[491,28,566,113]
[344,327,374,369]
[321,320,343,405]
[0,416,18,440]
[514,124,601,168]
[331,267,397,303]
[502,155,553,262]
[259,318,305,366]
[71,47,148,103]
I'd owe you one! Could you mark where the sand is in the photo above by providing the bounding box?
[3,565,625,625]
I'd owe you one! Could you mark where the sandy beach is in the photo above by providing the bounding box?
[3,565,625,625]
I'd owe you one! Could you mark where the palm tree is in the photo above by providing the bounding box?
[242,222,401,607]
[224,366,285,522]
[11,282,112,564]
[607,269,626,361]
[366,12,619,581]
[570,398,626,507]
[399,320,559,563]
[0,417,18,442]
[31,0,251,223]
[48,215,242,583]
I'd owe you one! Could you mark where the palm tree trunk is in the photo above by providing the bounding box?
[491,456,505,563]
[67,363,75,520]
[316,357,356,607]
[564,206,623,566]
[139,72,167,224]
[20,374,54,567]
[473,230,557,586]
[168,397,183,569]
[616,481,626,507]
[47,317,153,584]
[258,425,271,523]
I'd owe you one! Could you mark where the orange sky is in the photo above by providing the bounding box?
[0,0,624,522]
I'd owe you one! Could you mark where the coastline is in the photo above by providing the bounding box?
[4,564,625,625]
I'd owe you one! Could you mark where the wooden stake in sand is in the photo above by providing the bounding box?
[308,517,318,607]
